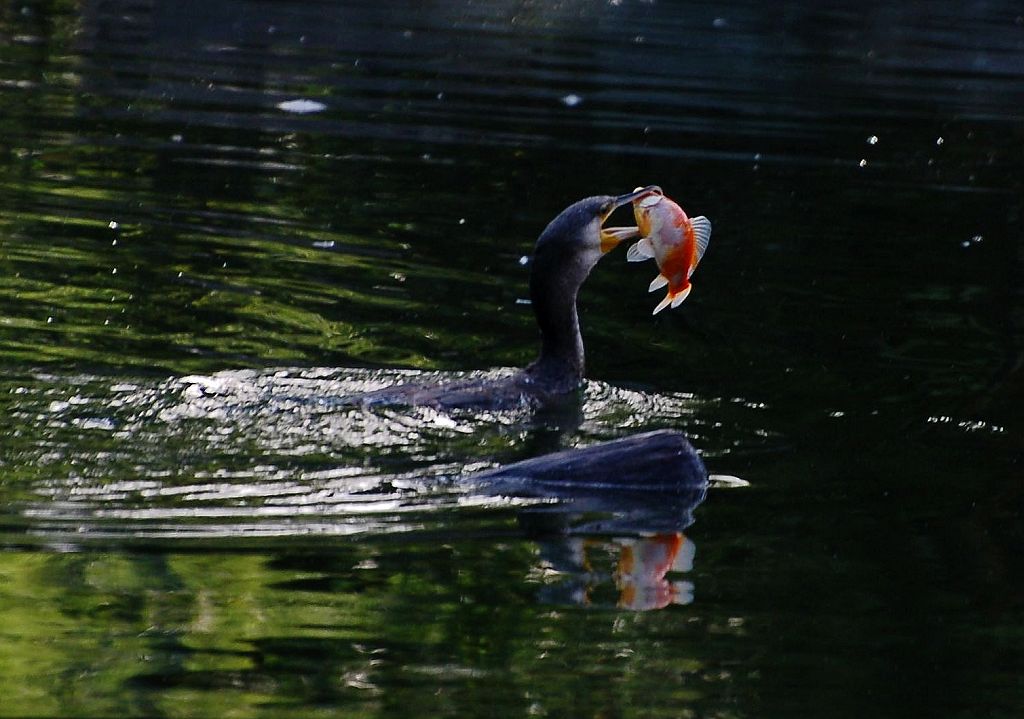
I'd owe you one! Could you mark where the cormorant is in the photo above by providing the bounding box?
[354,186,661,410]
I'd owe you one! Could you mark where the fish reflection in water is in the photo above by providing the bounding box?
[476,429,708,611]
[510,495,704,611]
[533,533,696,611]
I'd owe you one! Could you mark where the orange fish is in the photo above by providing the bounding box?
[615,533,694,610]
[628,191,712,314]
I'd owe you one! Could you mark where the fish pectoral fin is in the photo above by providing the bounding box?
[648,274,669,292]
[627,237,656,263]
[690,216,712,267]
[670,285,692,307]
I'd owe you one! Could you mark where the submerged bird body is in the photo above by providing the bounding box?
[353,188,659,410]
[628,193,711,314]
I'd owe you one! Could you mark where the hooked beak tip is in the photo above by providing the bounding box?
[600,185,663,224]
[613,184,662,210]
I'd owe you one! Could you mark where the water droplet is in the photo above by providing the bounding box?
[170,133,183,143]
[859,159,867,167]
[177,271,183,278]
[46,316,53,323]
[561,93,583,107]
[108,220,119,230]
[111,267,118,274]
[111,239,118,246]
[867,135,878,145]
[936,136,945,145]
[436,92,444,100]
[971,235,983,243]
[458,218,466,225]
[313,240,335,249]
[276,99,327,114]
[518,255,530,266]
[712,17,728,28]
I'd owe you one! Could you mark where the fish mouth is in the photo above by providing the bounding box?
[599,185,662,253]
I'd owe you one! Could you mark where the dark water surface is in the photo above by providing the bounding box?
[1,0,1022,716]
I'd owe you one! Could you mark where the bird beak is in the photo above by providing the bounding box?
[600,185,662,253]
[612,185,663,211]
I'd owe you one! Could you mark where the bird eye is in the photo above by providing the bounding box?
[599,201,612,215]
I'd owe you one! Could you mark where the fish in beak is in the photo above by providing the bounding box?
[626,190,712,314]
[599,185,662,253]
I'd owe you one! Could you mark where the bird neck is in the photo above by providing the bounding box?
[526,254,586,390]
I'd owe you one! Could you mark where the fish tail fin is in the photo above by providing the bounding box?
[652,282,692,315]
[671,285,692,308]
[648,274,668,292]
[652,295,673,315]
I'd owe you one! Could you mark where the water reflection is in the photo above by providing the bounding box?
[490,432,707,611]
[70,0,1024,163]
[7,366,717,616]
[3,367,750,547]
[535,533,697,611]
[2,363,719,615]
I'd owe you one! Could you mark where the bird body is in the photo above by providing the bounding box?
[353,188,660,409]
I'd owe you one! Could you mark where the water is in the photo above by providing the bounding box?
[1,0,1022,715]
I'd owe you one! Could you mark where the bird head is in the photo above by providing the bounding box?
[532,185,662,271]
[525,185,662,384]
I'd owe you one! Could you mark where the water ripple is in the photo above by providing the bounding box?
[1,367,771,543]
